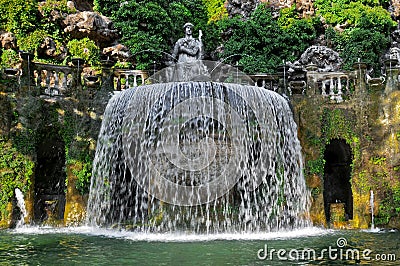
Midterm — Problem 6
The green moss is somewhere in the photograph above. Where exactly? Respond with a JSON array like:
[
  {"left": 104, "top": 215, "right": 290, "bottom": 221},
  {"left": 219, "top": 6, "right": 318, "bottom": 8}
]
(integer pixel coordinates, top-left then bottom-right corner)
[
  {"left": 303, "top": 108, "right": 360, "bottom": 180},
  {"left": 311, "top": 187, "right": 321, "bottom": 198},
  {"left": 306, "top": 158, "right": 325, "bottom": 176},
  {"left": 70, "top": 157, "right": 92, "bottom": 195},
  {"left": 17, "top": 29, "right": 48, "bottom": 55},
  {"left": 376, "top": 185, "right": 400, "bottom": 225},
  {"left": 60, "top": 110, "right": 94, "bottom": 195}
]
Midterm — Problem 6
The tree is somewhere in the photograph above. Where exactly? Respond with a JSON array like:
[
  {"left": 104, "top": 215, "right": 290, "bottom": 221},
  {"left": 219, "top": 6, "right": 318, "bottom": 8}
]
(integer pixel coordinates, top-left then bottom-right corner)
[
  {"left": 316, "top": 1, "right": 396, "bottom": 74},
  {"left": 218, "top": 4, "right": 317, "bottom": 74},
  {"left": 111, "top": 0, "right": 210, "bottom": 70}
]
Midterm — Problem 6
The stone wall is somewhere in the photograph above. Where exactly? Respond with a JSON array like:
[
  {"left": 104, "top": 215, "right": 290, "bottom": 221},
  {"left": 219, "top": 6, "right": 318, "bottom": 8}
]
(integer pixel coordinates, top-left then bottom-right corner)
[
  {"left": 0, "top": 66, "right": 113, "bottom": 227},
  {"left": 292, "top": 84, "right": 400, "bottom": 229},
  {"left": 1, "top": 59, "right": 400, "bottom": 229}
]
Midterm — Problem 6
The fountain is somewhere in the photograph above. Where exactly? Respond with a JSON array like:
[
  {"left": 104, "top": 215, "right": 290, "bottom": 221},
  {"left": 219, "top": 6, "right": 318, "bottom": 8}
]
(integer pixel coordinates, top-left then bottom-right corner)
[
  {"left": 14, "top": 188, "right": 27, "bottom": 228},
  {"left": 370, "top": 190, "right": 375, "bottom": 230},
  {"left": 86, "top": 23, "right": 310, "bottom": 233}
]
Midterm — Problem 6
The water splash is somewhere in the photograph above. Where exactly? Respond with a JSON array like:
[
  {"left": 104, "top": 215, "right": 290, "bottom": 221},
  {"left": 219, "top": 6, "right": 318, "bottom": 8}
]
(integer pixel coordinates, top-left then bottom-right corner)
[
  {"left": 14, "top": 188, "right": 27, "bottom": 228},
  {"left": 370, "top": 190, "right": 374, "bottom": 230}
]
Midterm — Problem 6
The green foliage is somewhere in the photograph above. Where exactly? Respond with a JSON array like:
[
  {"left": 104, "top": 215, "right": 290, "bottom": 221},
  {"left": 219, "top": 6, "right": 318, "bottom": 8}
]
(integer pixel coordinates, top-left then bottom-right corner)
[
  {"left": 60, "top": 111, "right": 94, "bottom": 195},
  {"left": 203, "top": 0, "right": 228, "bottom": 22},
  {"left": 71, "top": 157, "right": 92, "bottom": 195},
  {"left": 218, "top": 4, "right": 317, "bottom": 73},
  {"left": 0, "top": 141, "right": 33, "bottom": 219},
  {"left": 314, "top": 0, "right": 395, "bottom": 31},
  {"left": 0, "top": 0, "right": 38, "bottom": 37},
  {"left": 17, "top": 29, "right": 48, "bottom": 55},
  {"left": 0, "top": 0, "right": 69, "bottom": 63},
  {"left": 315, "top": 0, "right": 396, "bottom": 74},
  {"left": 339, "top": 27, "right": 390, "bottom": 72},
  {"left": 67, "top": 38, "right": 100, "bottom": 66},
  {"left": 38, "top": 0, "right": 72, "bottom": 45},
  {"left": 307, "top": 158, "right": 326, "bottom": 175},
  {"left": 38, "top": 0, "right": 75, "bottom": 16},
  {"left": 93, "top": 0, "right": 122, "bottom": 17},
  {"left": 111, "top": 0, "right": 209, "bottom": 69},
  {"left": 0, "top": 49, "right": 20, "bottom": 68},
  {"left": 114, "top": 61, "right": 132, "bottom": 69},
  {"left": 60, "top": 111, "right": 75, "bottom": 151},
  {"left": 311, "top": 187, "right": 321, "bottom": 198},
  {"left": 376, "top": 186, "right": 400, "bottom": 225},
  {"left": 370, "top": 156, "right": 386, "bottom": 166},
  {"left": 12, "top": 129, "right": 37, "bottom": 155},
  {"left": 113, "top": 1, "right": 172, "bottom": 69},
  {"left": 278, "top": 5, "right": 299, "bottom": 29},
  {"left": 321, "top": 109, "right": 358, "bottom": 146},
  {"left": 280, "top": 15, "right": 320, "bottom": 60}
]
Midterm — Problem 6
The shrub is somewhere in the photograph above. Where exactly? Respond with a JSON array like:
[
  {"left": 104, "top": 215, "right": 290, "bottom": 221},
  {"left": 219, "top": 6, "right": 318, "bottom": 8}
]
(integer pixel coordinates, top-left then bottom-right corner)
[
  {"left": 0, "top": 0, "right": 38, "bottom": 37},
  {"left": 67, "top": 38, "right": 100, "bottom": 66},
  {"left": 218, "top": 4, "right": 317, "bottom": 73},
  {"left": 0, "top": 49, "right": 20, "bottom": 68},
  {"left": 17, "top": 29, "right": 48, "bottom": 55}
]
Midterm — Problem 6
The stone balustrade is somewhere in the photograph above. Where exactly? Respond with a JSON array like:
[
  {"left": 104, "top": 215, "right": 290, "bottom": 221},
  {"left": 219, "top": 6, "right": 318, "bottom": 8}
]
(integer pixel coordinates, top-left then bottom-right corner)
[
  {"left": 34, "top": 63, "right": 78, "bottom": 96},
  {"left": 113, "top": 69, "right": 148, "bottom": 91},
  {"left": 250, "top": 74, "right": 280, "bottom": 92},
  {"left": 306, "top": 71, "right": 353, "bottom": 103},
  {"left": 1, "top": 58, "right": 398, "bottom": 101}
]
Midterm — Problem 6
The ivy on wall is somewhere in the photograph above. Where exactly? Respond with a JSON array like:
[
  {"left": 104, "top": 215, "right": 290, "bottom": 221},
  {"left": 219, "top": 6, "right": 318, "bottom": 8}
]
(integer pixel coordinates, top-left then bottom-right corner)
[
  {"left": 0, "top": 141, "right": 33, "bottom": 220},
  {"left": 304, "top": 108, "right": 360, "bottom": 177}
]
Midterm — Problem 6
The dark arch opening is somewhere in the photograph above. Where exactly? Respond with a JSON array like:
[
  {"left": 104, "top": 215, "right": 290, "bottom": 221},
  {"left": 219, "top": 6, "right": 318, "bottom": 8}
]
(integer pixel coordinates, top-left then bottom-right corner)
[
  {"left": 323, "top": 139, "right": 353, "bottom": 223},
  {"left": 34, "top": 128, "right": 66, "bottom": 222}
]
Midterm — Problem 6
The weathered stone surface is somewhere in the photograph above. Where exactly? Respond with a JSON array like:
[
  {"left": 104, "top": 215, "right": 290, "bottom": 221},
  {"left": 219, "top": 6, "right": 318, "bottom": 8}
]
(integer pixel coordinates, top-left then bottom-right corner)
[
  {"left": 266, "top": 0, "right": 293, "bottom": 9},
  {"left": 70, "top": 0, "right": 93, "bottom": 11},
  {"left": 297, "top": 45, "right": 343, "bottom": 72},
  {"left": 0, "top": 32, "right": 17, "bottom": 50},
  {"left": 38, "top": 37, "right": 68, "bottom": 61},
  {"left": 389, "top": 0, "right": 400, "bottom": 20},
  {"left": 62, "top": 11, "right": 118, "bottom": 47},
  {"left": 102, "top": 43, "right": 132, "bottom": 62},
  {"left": 226, "top": 0, "right": 259, "bottom": 18},
  {"left": 295, "top": 0, "right": 314, "bottom": 17}
]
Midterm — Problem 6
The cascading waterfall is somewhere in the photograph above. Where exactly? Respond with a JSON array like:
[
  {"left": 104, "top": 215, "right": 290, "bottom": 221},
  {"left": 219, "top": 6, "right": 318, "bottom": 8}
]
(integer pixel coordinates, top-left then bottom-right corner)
[
  {"left": 87, "top": 79, "right": 310, "bottom": 233},
  {"left": 15, "top": 188, "right": 27, "bottom": 228}
]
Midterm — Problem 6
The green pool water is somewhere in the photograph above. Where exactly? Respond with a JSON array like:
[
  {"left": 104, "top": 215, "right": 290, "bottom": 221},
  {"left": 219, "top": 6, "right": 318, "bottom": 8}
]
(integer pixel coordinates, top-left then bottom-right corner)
[{"left": 0, "top": 227, "right": 398, "bottom": 265}]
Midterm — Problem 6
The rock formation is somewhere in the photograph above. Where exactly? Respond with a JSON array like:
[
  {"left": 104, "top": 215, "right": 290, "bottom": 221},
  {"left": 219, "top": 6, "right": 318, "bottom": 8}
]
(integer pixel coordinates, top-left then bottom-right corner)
[
  {"left": 62, "top": 11, "right": 118, "bottom": 48},
  {"left": 37, "top": 37, "right": 68, "bottom": 61},
  {"left": 389, "top": 0, "right": 400, "bottom": 21},
  {"left": 226, "top": 0, "right": 259, "bottom": 18},
  {"left": 102, "top": 43, "right": 132, "bottom": 62},
  {"left": 296, "top": 45, "right": 343, "bottom": 72},
  {"left": 0, "top": 32, "right": 17, "bottom": 50}
]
